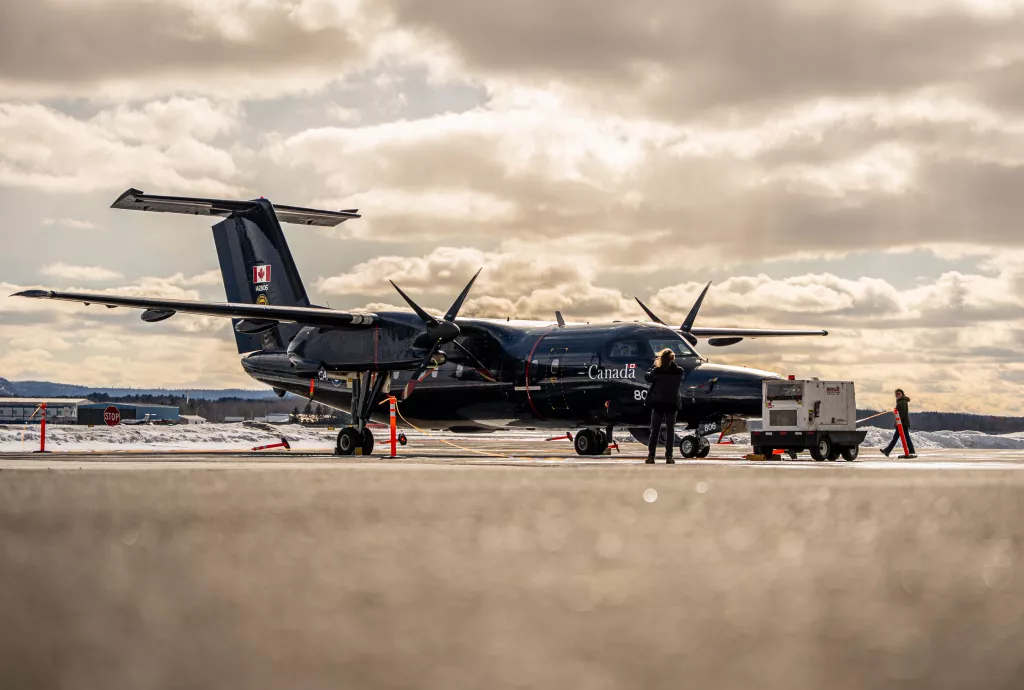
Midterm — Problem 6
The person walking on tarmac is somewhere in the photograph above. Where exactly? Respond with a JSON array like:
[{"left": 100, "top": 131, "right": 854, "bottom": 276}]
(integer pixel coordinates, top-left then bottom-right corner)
[
  {"left": 881, "top": 388, "right": 917, "bottom": 458},
  {"left": 645, "top": 348, "right": 684, "bottom": 464}
]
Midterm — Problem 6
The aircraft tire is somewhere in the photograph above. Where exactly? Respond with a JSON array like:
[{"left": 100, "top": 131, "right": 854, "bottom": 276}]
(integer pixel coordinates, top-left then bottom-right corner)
[
  {"left": 695, "top": 436, "right": 711, "bottom": 458},
  {"left": 574, "top": 428, "right": 597, "bottom": 455},
  {"left": 337, "top": 427, "right": 360, "bottom": 455},
  {"left": 679, "top": 436, "right": 698, "bottom": 458},
  {"left": 593, "top": 429, "right": 609, "bottom": 455},
  {"left": 361, "top": 428, "right": 374, "bottom": 456},
  {"left": 840, "top": 446, "right": 859, "bottom": 461},
  {"left": 810, "top": 435, "right": 832, "bottom": 462}
]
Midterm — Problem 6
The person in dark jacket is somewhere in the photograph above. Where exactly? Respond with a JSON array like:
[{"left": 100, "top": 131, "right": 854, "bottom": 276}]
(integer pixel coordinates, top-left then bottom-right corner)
[
  {"left": 644, "top": 348, "right": 684, "bottom": 464},
  {"left": 881, "top": 388, "right": 917, "bottom": 458}
]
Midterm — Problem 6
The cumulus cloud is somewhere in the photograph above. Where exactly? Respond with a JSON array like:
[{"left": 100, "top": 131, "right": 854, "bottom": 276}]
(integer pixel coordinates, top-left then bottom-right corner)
[
  {"left": 0, "top": 0, "right": 393, "bottom": 100},
  {"left": 264, "top": 84, "right": 1024, "bottom": 262},
  {"left": 0, "top": 101, "right": 245, "bottom": 195},
  {"left": 90, "top": 98, "right": 240, "bottom": 146},
  {"left": 42, "top": 217, "right": 102, "bottom": 230},
  {"left": 384, "top": 0, "right": 1024, "bottom": 116},
  {"left": 41, "top": 263, "right": 122, "bottom": 282}
]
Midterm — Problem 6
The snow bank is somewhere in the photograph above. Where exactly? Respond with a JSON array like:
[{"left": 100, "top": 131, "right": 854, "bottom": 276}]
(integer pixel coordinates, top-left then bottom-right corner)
[
  {"left": 5, "top": 422, "right": 1024, "bottom": 453},
  {"left": 0, "top": 423, "right": 341, "bottom": 452},
  {"left": 721, "top": 427, "right": 1024, "bottom": 450}
]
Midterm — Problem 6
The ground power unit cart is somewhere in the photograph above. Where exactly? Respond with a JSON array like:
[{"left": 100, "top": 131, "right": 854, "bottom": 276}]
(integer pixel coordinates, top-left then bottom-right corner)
[{"left": 750, "top": 379, "right": 867, "bottom": 461}]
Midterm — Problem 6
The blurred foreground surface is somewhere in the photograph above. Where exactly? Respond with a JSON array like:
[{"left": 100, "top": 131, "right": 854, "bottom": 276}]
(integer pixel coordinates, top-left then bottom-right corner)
[{"left": 1, "top": 456, "right": 1023, "bottom": 689}]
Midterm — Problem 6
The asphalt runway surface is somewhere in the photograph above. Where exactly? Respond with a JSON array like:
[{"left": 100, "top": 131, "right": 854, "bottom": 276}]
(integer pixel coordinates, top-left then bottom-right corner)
[{"left": 2, "top": 440, "right": 1023, "bottom": 689}]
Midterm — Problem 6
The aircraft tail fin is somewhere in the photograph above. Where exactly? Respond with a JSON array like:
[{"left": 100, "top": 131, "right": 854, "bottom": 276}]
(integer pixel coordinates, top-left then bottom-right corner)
[
  {"left": 110, "top": 189, "right": 359, "bottom": 353},
  {"left": 211, "top": 199, "right": 310, "bottom": 353}
]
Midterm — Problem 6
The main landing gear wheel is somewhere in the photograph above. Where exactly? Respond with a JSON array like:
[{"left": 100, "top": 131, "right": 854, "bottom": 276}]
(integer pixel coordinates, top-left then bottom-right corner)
[
  {"left": 680, "top": 436, "right": 698, "bottom": 458},
  {"left": 574, "top": 428, "right": 596, "bottom": 455},
  {"left": 337, "top": 427, "right": 360, "bottom": 455},
  {"left": 840, "top": 446, "right": 859, "bottom": 462},
  {"left": 810, "top": 436, "right": 833, "bottom": 462},
  {"left": 336, "top": 426, "right": 374, "bottom": 456},
  {"left": 695, "top": 436, "right": 711, "bottom": 458}
]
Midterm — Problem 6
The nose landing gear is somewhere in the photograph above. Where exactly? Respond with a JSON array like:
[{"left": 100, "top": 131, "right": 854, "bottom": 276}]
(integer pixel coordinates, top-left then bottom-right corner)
[
  {"left": 679, "top": 435, "right": 711, "bottom": 458},
  {"left": 573, "top": 427, "right": 612, "bottom": 455}
]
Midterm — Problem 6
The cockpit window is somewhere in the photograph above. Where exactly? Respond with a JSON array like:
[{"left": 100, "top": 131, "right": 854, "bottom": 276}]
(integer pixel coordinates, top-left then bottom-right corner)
[
  {"left": 608, "top": 340, "right": 641, "bottom": 358},
  {"left": 648, "top": 338, "right": 697, "bottom": 358}
]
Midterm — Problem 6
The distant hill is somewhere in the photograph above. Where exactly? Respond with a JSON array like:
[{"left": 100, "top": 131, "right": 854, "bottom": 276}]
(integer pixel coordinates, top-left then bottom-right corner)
[
  {"left": 3, "top": 379, "right": 281, "bottom": 401},
  {"left": 857, "top": 409, "right": 1024, "bottom": 435}
]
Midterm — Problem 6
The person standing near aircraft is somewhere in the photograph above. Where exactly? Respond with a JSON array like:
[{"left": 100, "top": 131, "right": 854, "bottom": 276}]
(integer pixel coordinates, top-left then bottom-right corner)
[
  {"left": 645, "top": 348, "right": 685, "bottom": 464},
  {"left": 881, "top": 389, "right": 917, "bottom": 458}
]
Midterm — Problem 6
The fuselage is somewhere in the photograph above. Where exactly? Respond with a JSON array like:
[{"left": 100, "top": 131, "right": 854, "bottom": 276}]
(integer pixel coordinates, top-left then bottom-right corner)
[{"left": 240, "top": 316, "right": 781, "bottom": 431}]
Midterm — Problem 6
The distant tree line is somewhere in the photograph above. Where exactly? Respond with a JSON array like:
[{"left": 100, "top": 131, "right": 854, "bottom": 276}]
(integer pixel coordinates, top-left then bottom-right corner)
[
  {"left": 84, "top": 392, "right": 352, "bottom": 424},
  {"left": 857, "top": 410, "right": 1024, "bottom": 434}
]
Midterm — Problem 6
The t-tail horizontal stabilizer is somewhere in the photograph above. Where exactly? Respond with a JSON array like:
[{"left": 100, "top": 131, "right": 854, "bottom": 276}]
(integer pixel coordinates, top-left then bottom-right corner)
[{"left": 111, "top": 188, "right": 360, "bottom": 226}]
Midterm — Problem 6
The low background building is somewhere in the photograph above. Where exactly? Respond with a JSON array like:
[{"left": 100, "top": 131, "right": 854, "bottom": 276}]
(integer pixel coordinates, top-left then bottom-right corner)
[
  {"left": 77, "top": 402, "right": 180, "bottom": 425},
  {"left": 0, "top": 398, "right": 89, "bottom": 424}
]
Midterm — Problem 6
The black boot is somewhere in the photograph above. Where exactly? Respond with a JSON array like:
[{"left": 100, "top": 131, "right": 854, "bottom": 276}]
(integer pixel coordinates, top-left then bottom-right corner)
[
  {"left": 645, "top": 455, "right": 655, "bottom": 464},
  {"left": 665, "top": 456, "right": 675, "bottom": 464}
]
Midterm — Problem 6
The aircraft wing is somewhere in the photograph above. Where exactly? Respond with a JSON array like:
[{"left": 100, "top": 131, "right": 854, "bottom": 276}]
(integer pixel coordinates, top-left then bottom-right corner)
[
  {"left": 13, "top": 290, "right": 376, "bottom": 329},
  {"left": 688, "top": 327, "right": 828, "bottom": 338}
]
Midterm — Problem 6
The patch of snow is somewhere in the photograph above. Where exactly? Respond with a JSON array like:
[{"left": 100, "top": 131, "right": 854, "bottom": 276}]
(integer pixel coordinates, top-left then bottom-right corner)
[
  {"left": 0, "top": 423, "right": 341, "bottom": 452},
  {"left": 6, "top": 423, "right": 1024, "bottom": 453},
  {"left": 720, "top": 428, "right": 1024, "bottom": 451}
]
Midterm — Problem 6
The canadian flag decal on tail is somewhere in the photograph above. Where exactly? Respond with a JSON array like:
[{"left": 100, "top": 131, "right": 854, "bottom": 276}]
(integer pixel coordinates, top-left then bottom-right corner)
[{"left": 253, "top": 264, "right": 271, "bottom": 284}]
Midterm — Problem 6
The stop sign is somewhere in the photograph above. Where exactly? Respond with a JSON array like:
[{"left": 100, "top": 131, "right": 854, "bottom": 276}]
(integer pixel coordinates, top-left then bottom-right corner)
[{"left": 104, "top": 406, "right": 121, "bottom": 427}]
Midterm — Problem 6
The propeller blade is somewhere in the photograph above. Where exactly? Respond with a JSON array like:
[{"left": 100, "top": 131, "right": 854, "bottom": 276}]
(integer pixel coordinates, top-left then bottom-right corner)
[
  {"left": 390, "top": 280, "right": 439, "bottom": 326},
  {"left": 451, "top": 340, "right": 497, "bottom": 382},
  {"left": 443, "top": 268, "right": 482, "bottom": 322},
  {"left": 634, "top": 297, "right": 666, "bottom": 325},
  {"left": 403, "top": 342, "right": 442, "bottom": 399},
  {"left": 682, "top": 281, "right": 712, "bottom": 332}
]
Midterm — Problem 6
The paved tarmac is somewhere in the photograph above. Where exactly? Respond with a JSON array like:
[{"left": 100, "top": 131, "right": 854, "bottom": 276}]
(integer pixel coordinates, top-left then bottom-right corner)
[{"left": 2, "top": 442, "right": 1023, "bottom": 689}]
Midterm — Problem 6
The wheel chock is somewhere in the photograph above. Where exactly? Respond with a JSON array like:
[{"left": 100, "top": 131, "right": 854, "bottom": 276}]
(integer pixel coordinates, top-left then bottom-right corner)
[{"left": 252, "top": 437, "right": 291, "bottom": 452}]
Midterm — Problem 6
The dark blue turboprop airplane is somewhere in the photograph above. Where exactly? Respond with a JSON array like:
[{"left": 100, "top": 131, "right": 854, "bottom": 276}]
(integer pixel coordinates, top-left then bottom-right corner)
[{"left": 16, "top": 190, "right": 827, "bottom": 457}]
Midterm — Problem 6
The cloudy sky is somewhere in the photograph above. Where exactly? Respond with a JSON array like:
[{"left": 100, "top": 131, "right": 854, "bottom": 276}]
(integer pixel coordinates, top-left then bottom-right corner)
[{"left": 2, "top": 0, "right": 1023, "bottom": 414}]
